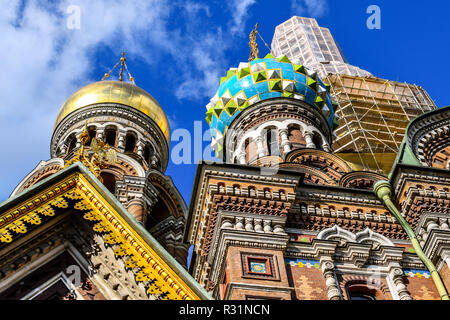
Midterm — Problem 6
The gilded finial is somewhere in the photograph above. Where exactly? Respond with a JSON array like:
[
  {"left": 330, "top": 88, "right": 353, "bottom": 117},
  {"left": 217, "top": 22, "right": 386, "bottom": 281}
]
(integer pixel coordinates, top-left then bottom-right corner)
[
  {"left": 119, "top": 49, "right": 125, "bottom": 81},
  {"left": 249, "top": 23, "right": 259, "bottom": 62}
]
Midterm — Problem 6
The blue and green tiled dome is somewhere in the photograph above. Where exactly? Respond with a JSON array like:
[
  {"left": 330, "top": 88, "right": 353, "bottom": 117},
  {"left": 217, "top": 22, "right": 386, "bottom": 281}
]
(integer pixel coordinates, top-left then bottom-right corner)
[{"left": 205, "top": 54, "right": 338, "bottom": 158}]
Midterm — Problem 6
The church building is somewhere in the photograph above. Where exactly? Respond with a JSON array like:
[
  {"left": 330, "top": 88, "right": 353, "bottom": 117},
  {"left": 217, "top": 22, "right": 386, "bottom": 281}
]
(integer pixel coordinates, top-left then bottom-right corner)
[{"left": 1, "top": 22, "right": 450, "bottom": 301}]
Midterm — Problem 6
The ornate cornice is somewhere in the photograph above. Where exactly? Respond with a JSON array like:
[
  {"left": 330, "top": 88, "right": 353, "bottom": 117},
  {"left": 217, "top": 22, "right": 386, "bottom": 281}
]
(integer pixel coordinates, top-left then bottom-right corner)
[{"left": 0, "top": 170, "right": 205, "bottom": 300}]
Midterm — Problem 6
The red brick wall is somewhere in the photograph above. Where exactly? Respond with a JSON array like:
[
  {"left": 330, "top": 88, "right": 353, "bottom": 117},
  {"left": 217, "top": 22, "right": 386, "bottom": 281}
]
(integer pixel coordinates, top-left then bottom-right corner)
[
  {"left": 245, "top": 141, "right": 258, "bottom": 163},
  {"left": 288, "top": 128, "right": 306, "bottom": 147},
  {"left": 405, "top": 275, "right": 440, "bottom": 300},
  {"left": 286, "top": 262, "right": 328, "bottom": 300},
  {"left": 224, "top": 246, "right": 291, "bottom": 300},
  {"left": 440, "top": 263, "right": 450, "bottom": 293}
]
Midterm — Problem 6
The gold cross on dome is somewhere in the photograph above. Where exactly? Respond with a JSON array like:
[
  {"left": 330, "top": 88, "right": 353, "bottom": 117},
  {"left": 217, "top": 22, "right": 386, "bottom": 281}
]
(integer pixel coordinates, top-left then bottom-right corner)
[{"left": 101, "top": 50, "right": 135, "bottom": 85}]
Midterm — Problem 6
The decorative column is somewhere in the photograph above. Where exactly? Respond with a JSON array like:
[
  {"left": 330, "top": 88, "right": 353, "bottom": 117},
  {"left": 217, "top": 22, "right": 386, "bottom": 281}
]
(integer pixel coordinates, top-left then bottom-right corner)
[
  {"left": 322, "top": 141, "right": 331, "bottom": 153},
  {"left": 389, "top": 266, "right": 412, "bottom": 300},
  {"left": 255, "top": 136, "right": 266, "bottom": 158},
  {"left": 59, "top": 144, "right": 67, "bottom": 157},
  {"left": 127, "top": 198, "right": 147, "bottom": 224},
  {"left": 238, "top": 152, "right": 246, "bottom": 164},
  {"left": 320, "top": 258, "right": 343, "bottom": 300},
  {"left": 117, "top": 131, "right": 126, "bottom": 151},
  {"left": 304, "top": 131, "right": 315, "bottom": 149},
  {"left": 279, "top": 129, "right": 292, "bottom": 154},
  {"left": 237, "top": 143, "right": 247, "bottom": 164},
  {"left": 136, "top": 141, "right": 144, "bottom": 157},
  {"left": 75, "top": 133, "right": 82, "bottom": 149},
  {"left": 97, "top": 128, "right": 104, "bottom": 141},
  {"left": 150, "top": 155, "right": 158, "bottom": 168}
]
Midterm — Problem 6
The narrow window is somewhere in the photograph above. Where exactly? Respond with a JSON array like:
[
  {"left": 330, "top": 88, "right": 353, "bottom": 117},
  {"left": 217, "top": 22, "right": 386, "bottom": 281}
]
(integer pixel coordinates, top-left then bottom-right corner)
[
  {"left": 266, "top": 128, "right": 280, "bottom": 156},
  {"left": 105, "top": 127, "right": 117, "bottom": 147},
  {"left": 125, "top": 132, "right": 136, "bottom": 152}
]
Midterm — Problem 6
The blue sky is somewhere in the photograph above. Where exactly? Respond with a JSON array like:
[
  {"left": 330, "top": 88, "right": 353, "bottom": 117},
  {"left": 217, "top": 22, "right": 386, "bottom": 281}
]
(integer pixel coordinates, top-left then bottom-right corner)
[{"left": 1, "top": 0, "right": 450, "bottom": 204}]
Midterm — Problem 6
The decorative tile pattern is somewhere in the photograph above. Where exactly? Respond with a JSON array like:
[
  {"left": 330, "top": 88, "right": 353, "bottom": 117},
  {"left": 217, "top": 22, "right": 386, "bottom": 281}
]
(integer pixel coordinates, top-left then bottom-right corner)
[
  {"left": 241, "top": 253, "right": 278, "bottom": 280},
  {"left": 403, "top": 269, "right": 431, "bottom": 279},
  {"left": 285, "top": 258, "right": 320, "bottom": 269},
  {"left": 205, "top": 54, "right": 337, "bottom": 158},
  {"left": 249, "top": 261, "right": 267, "bottom": 274}
]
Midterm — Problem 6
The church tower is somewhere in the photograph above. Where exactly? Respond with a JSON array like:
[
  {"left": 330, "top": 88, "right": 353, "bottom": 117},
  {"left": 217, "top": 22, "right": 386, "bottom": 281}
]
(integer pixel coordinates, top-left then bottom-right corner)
[{"left": 10, "top": 53, "right": 189, "bottom": 268}]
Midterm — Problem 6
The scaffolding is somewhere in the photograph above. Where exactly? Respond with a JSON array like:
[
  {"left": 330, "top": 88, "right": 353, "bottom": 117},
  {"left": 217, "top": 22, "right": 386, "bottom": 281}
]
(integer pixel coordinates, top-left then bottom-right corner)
[{"left": 326, "top": 74, "right": 436, "bottom": 174}]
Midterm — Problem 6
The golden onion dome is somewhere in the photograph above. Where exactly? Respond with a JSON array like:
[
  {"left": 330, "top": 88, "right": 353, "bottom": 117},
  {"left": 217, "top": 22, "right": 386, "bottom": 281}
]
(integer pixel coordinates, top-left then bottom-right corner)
[{"left": 54, "top": 80, "right": 170, "bottom": 142}]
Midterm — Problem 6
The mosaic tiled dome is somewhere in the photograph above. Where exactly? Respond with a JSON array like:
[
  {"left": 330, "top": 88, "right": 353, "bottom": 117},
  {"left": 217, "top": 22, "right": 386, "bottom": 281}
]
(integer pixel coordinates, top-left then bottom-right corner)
[{"left": 205, "top": 54, "right": 338, "bottom": 158}]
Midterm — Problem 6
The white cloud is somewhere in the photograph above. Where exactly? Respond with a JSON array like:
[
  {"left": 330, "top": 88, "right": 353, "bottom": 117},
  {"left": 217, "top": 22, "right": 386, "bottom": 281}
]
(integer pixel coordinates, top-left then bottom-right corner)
[
  {"left": 291, "top": 0, "right": 328, "bottom": 18},
  {"left": 0, "top": 0, "right": 255, "bottom": 200},
  {"left": 229, "top": 0, "right": 257, "bottom": 36}
]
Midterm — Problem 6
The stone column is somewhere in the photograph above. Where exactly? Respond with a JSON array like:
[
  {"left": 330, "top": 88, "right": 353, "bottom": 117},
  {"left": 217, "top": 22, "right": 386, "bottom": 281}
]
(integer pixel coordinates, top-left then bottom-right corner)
[
  {"left": 389, "top": 266, "right": 412, "bottom": 300},
  {"left": 255, "top": 136, "right": 266, "bottom": 158},
  {"left": 322, "top": 141, "right": 331, "bottom": 152},
  {"left": 279, "top": 129, "right": 292, "bottom": 154},
  {"left": 97, "top": 128, "right": 105, "bottom": 141},
  {"left": 136, "top": 141, "right": 144, "bottom": 157},
  {"left": 117, "top": 131, "right": 127, "bottom": 151},
  {"left": 59, "top": 144, "right": 67, "bottom": 157},
  {"left": 75, "top": 132, "right": 82, "bottom": 149},
  {"left": 237, "top": 143, "right": 247, "bottom": 164},
  {"left": 238, "top": 152, "right": 246, "bottom": 164},
  {"left": 321, "top": 258, "right": 343, "bottom": 300},
  {"left": 127, "top": 198, "right": 147, "bottom": 224},
  {"left": 304, "top": 131, "right": 315, "bottom": 149},
  {"left": 150, "top": 155, "right": 158, "bottom": 168}
]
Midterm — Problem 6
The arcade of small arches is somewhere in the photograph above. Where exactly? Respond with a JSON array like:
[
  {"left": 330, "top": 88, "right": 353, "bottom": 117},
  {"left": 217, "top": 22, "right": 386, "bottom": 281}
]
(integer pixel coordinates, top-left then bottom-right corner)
[
  {"left": 228, "top": 119, "right": 331, "bottom": 165},
  {"left": 57, "top": 122, "right": 159, "bottom": 171}
]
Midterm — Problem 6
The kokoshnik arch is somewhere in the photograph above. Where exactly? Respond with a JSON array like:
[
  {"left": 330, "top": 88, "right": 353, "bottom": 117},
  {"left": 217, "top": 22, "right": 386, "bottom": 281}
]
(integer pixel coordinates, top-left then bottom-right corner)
[{"left": 1, "top": 19, "right": 450, "bottom": 300}]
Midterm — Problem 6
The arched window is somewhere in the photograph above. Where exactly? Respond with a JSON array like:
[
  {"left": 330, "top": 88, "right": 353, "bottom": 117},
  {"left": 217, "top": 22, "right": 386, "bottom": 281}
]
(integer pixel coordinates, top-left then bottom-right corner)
[
  {"left": 232, "top": 135, "right": 238, "bottom": 151},
  {"left": 244, "top": 138, "right": 251, "bottom": 163},
  {"left": 125, "top": 132, "right": 136, "bottom": 153},
  {"left": 312, "top": 132, "right": 323, "bottom": 150},
  {"left": 66, "top": 134, "right": 77, "bottom": 154},
  {"left": 347, "top": 285, "right": 377, "bottom": 300},
  {"left": 104, "top": 127, "right": 117, "bottom": 147},
  {"left": 144, "top": 144, "right": 154, "bottom": 165},
  {"left": 266, "top": 127, "right": 280, "bottom": 156},
  {"left": 288, "top": 124, "right": 306, "bottom": 148},
  {"left": 87, "top": 126, "right": 97, "bottom": 146},
  {"left": 100, "top": 172, "right": 117, "bottom": 194}
]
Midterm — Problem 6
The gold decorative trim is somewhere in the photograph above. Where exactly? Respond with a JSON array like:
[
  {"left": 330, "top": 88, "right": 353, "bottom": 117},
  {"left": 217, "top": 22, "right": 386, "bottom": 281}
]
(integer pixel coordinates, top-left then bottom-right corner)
[{"left": 0, "top": 172, "right": 200, "bottom": 300}]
